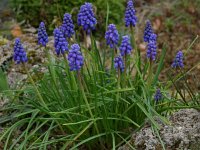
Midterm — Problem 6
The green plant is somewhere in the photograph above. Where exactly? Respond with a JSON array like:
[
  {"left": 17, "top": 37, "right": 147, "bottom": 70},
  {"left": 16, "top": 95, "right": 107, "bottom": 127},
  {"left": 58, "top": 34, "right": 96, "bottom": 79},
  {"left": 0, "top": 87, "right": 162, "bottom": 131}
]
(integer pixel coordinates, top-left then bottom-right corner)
[
  {"left": 1, "top": 1, "right": 200, "bottom": 150},
  {"left": 0, "top": 69, "right": 9, "bottom": 92}
]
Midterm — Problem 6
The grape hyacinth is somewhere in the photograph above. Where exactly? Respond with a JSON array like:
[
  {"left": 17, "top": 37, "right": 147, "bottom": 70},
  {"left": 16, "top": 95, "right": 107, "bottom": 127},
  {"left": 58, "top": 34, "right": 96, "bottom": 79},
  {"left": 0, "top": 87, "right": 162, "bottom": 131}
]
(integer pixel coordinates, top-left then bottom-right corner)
[
  {"left": 68, "top": 44, "right": 84, "bottom": 71},
  {"left": 171, "top": 50, "right": 184, "bottom": 68},
  {"left": 143, "top": 20, "right": 153, "bottom": 43},
  {"left": 149, "top": 33, "right": 157, "bottom": 42},
  {"left": 119, "top": 35, "right": 132, "bottom": 56},
  {"left": 105, "top": 24, "right": 119, "bottom": 48},
  {"left": 146, "top": 33, "right": 157, "bottom": 61},
  {"left": 53, "top": 28, "right": 68, "bottom": 56},
  {"left": 154, "top": 89, "right": 162, "bottom": 102},
  {"left": 13, "top": 38, "right": 28, "bottom": 64},
  {"left": 38, "top": 22, "right": 48, "bottom": 46},
  {"left": 125, "top": 0, "right": 137, "bottom": 27},
  {"left": 60, "top": 13, "right": 75, "bottom": 38},
  {"left": 77, "top": 2, "right": 97, "bottom": 34},
  {"left": 114, "top": 55, "right": 125, "bottom": 72}
]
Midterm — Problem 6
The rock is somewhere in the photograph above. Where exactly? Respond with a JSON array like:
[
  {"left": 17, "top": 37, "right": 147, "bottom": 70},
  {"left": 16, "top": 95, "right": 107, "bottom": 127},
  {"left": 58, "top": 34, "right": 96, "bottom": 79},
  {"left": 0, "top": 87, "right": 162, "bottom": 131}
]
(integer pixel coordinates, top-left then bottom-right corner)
[
  {"left": 7, "top": 71, "right": 27, "bottom": 88},
  {"left": 119, "top": 109, "right": 200, "bottom": 150}
]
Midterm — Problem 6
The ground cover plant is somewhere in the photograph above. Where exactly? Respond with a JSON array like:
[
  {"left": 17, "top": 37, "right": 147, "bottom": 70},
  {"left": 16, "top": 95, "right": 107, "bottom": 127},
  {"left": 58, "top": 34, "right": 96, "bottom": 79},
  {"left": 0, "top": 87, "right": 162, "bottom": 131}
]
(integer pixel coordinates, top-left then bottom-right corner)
[{"left": 0, "top": 0, "right": 199, "bottom": 149}]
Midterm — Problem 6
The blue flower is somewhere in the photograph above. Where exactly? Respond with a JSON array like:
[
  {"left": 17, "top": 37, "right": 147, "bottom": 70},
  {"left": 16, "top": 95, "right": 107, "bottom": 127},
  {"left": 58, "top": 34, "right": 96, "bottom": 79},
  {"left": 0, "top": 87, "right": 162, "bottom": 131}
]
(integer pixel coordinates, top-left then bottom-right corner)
[
  {"left": 53, "top": 28, "right": 68, "bottom": 56},
  {"left": 114, "top": 55, "right": 124, "bottom": 72},
  {"left": 105, "top": 24, "right": 119, "bottom": 48},
  {"left": 146, "top": 33, "right": 157, "bottom": 61},
  {"left": 38, "top": 22, "right": 48, "bottom": 46},
  {"left": 154, "top": 89, "right": 162, "bottom": 102},
  {"left": 68, "top": 44, "right": 84, "bottom": 71},
  {"left": 60, "top": 13, "right": 75, "bottom": 38},
  {"left": 125, "top": 0, "right": 137, "bottom": 27},
  {"left": 143, "top": 20, "right": 153, "bottom": 43},
  {"left": 13, "top": 38, "right": 28, "bottom": 64},
  {"left": 119, "top": 35, "right": 132, "bottom": 56},
  {"left": 171, "top": 51, "right": 184, "bottom": 68},
  {"left": 149, "top": 33, "right": 157, "bottom": 42},
  {"left": 77, "top": 2, "right": 97, "bottom": 34}
]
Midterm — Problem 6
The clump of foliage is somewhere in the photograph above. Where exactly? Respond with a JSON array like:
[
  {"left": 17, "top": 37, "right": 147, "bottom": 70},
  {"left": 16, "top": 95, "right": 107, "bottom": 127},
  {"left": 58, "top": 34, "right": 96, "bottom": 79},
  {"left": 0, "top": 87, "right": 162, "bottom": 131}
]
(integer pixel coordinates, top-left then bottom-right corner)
[
  {"left": 1, "top": 0, "right": 199, "bottom": 149},
  {"left": 10, "top": 0, "right": 125, "bottom": 34}
]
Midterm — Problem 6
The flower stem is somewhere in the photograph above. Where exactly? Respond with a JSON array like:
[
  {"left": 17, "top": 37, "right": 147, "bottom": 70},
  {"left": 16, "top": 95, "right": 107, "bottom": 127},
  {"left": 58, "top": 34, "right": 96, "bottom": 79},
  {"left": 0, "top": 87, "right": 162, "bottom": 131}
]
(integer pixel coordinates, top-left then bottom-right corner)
[
  {"left": 24, "top": 64, "right": 48, "bottom": 110},
  {"left": 77, "top": 71, "right": 99, "bottom": 135},
  {"left": 116, "top": 69, "right": 121, "bottom": 114},
  {"left": 130, "top": 26, "right": 141, "bottom": 71},
  {"left": 147, "top": 60, "right": 153, "bottom": 88},
  {"left": 62, "top": 53, "right": 78, "bottom": 90},
  {"left": 84, "top": 31, "right": 87, "bottom": 48}
]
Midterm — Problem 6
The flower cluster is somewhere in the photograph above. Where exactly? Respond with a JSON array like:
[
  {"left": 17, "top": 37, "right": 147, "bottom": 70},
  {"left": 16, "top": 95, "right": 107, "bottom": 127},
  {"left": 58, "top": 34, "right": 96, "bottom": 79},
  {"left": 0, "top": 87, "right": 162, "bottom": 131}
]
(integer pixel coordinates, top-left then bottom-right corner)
[
  {"left": 68, "top": 44, "right": 84, "bottom": 71},
  {"left": 143, "top": 20, "right": 153, "bottom": 43},
  {"left": 77, "top": 2, "right": 97, "bottom": 34},
  {"left": 149, "top": 33, "right": 157, "bottom": 42},
  {"left": 38, "top": 22, "right": 48, "bottom": 46},
  {"left": 146, "top": 33, "right": 157, "bottom": 61},
  {"left": 14, "top": 1, "right": 186, "bottom": 79},
  {"left": 105, "top": 24, "right": 119, "bottom": 48},
  {"left": 53, "top": 28, "right": 68, "bottom": 55},
  {"left": 154, "top": 89, "right": 162, "bottom": 102},
  {"left": 114, "top": 56, "right": 124, "bottom": 72},
  {"left": 60, "top": 13, "right": 75, "bottom": 38},
  {"left": 125, "top": 0, "right": 137, "bottom": 27},
  {"left": 119, "top": 35, "right": 132, "bottom": 56},
  {"left": 171, "top": 51, "right": 184, "bottom": 68},
  {"left": 13, "top": 38, "right": 28, "bottom": 64}
]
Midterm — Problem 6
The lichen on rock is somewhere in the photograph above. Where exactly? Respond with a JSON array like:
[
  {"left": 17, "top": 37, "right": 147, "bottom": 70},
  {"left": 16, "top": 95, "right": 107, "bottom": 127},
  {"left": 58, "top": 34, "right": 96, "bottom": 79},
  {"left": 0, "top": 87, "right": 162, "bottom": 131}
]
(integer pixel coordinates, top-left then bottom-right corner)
[{"left": 119, "top": 109, "right": 200, "bottom": 150}]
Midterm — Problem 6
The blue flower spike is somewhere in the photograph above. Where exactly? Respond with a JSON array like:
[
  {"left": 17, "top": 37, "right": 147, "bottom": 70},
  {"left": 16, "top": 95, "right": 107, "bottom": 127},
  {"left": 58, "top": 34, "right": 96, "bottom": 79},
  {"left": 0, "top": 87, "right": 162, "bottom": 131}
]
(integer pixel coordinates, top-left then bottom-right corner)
[
  {"left": 119, "top": 35, "right": 133, "bottom": 56},
  {"left": 171, "top": 50, "right": 184, "bottom": 68},
  {"left": 13, "top": 38, "right": 28, "bottom": 64},
  {"left": 105, "top": 24, "right": 119, "bottom": 49},
  {"left": 144, "top": 20, "right": 153, "bottom": 43},
  {"left": 68, "top": 44, "right": 84, "bottom": 71},
  {"left": 146, "top": 33, "right": 157, "bottom": 61},
  {"left": 61, "top": 13, "right": 75, "bottom": 38},
  {"left": 78, "top": 2, "right": 97, "bottom": 34},
  {"left": 154, "top": 89, "right": 162, "bottom": 102},
  {"left": 53, "top": 28, "right": 68, "bottom": 56},
  {"left": 125, "top": 0, "right": 137, "bottom": 27},
  {"left": 114, "top": 55, "right": 125, "bottom": 72},
  {"left": 38, "top": 22, "right": 48, "bottom": 47}
]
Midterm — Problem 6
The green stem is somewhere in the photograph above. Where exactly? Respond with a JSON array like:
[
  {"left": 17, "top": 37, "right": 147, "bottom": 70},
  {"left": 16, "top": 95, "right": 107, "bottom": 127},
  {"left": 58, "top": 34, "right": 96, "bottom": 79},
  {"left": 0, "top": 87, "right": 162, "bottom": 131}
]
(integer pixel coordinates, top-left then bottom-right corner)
[
  {"left": 180, "top": 69, "right": 196, "bottom": 103},
  {"left": 77, "top": 71, "right": 99, "bottom": 135},
  {"left": 24, "top": 64, "right": 48, "bottom": 110},
  {"left": 111, "top": 46, "right": 117, "bottom": 73},
  {"left": 44, "top": 47, "right": 66, "bottom": 107},
  {"left": 115, "top": 69, "right": 121, "bottom": 130},
  {"left": 44, "top": 46, "right": 56, "bottom": 86},
  {"left": 116, "top": 69, "right": 121, "bottom": 114},
  {"left": 130, "top": 26, "right": 140, "bottom": 71},
  {"left": 62, "top": 54, "right": 77, "bottom": 91},
  {"left": 147, "top": 60, "right": 153, "bottom": 88},
  {"left": 84, "top": 31, "right": 87, "bottom": 48},
  {"left": 124, "top": 55, "right": 127, "bottom": 85}
]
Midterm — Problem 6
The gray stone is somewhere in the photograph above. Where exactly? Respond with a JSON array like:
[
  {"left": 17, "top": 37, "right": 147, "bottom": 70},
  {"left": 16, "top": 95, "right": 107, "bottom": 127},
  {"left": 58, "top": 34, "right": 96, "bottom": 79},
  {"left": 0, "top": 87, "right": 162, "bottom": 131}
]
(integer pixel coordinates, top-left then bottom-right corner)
[{"left": 119, "top": 109, "right": 200, "bottom": 150}]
